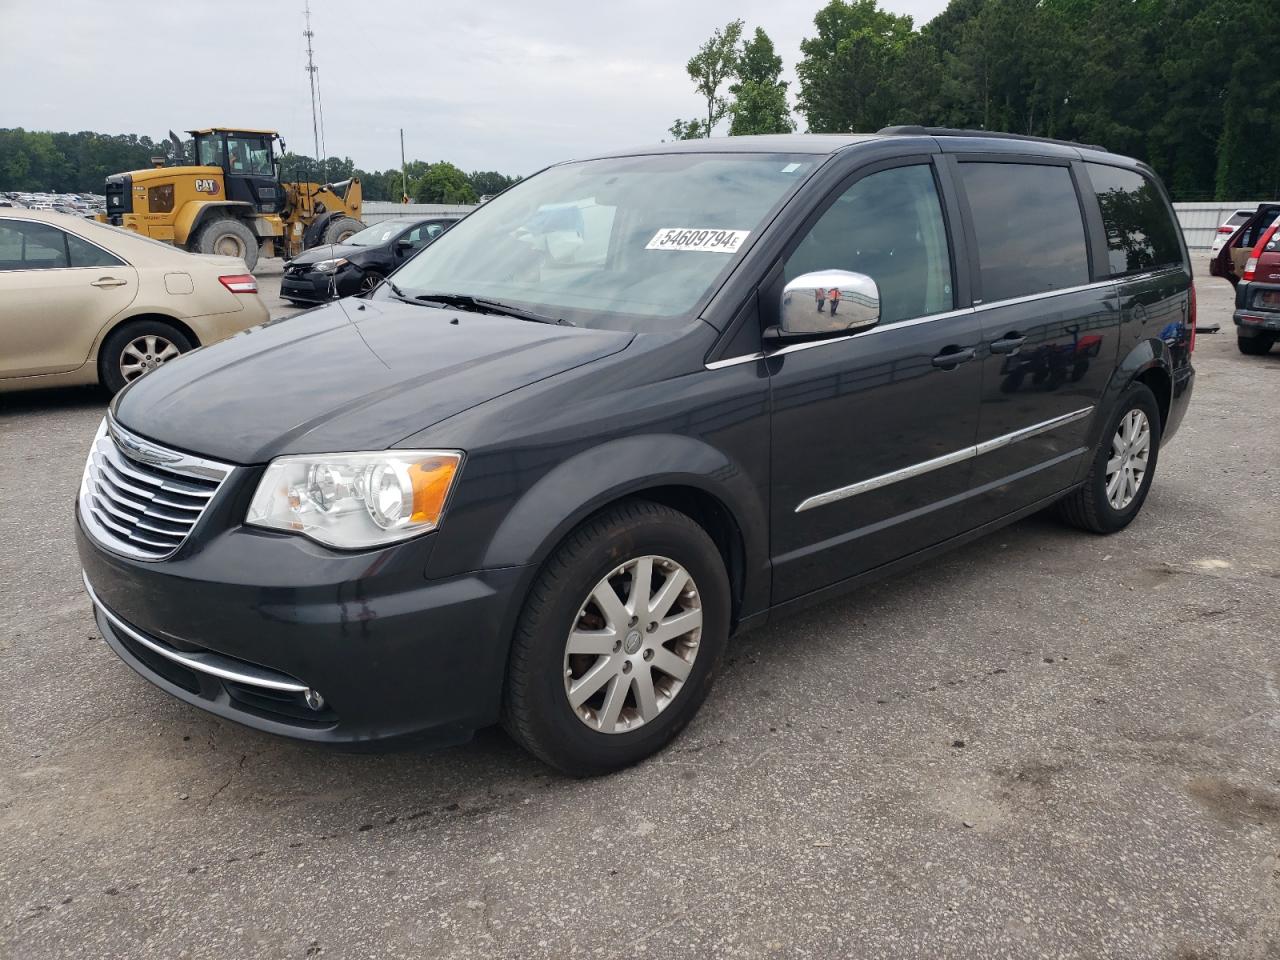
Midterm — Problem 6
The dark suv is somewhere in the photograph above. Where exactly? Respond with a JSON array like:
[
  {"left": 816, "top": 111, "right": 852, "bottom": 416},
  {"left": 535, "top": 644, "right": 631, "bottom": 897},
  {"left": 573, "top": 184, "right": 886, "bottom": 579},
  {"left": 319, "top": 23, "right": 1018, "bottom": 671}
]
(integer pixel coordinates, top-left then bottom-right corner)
[{"left": 77, "top": 128, "right": 1195, "bottom": 775}]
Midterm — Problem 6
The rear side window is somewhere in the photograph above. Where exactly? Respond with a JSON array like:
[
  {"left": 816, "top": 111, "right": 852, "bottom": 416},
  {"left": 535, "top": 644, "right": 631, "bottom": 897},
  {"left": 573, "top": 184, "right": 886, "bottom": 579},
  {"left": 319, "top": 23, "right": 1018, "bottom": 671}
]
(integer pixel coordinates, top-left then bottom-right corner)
[
  {"left": 66, "top": 232, "right": 124, "bottom": 268},
  {"left": 958, "top": 162, "right": 1090, "bottom": 302},
  {"left": 1085, "top": 163, "right": 1183, "bottom": 276}
]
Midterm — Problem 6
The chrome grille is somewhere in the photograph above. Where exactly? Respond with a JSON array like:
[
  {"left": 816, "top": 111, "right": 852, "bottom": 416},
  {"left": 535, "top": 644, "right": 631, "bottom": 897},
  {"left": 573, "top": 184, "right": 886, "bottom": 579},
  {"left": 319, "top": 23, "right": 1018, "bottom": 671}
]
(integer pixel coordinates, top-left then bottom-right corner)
[{"left": 79, "top": 418, "right": 234, "bottom": 561}]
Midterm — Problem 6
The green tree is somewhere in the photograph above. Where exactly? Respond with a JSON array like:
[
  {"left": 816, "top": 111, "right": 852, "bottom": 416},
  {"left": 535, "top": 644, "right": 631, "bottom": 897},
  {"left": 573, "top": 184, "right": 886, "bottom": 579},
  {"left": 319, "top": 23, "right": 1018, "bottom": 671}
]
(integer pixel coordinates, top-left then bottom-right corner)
[
  {"left": 796, "top": 0, "right": 916, "bottom": 133},
  {"left": 728, "top": 28, "right": 794, "bottom": 135},
  {"left": 673, "top": 19, "right": 744, "bottom": 138},
  {"left": 468, "top": 170, "right": 520, "bottom": 196},
  {"left": 668, "top": 118, "right": 709, "bottom": 140},
  {"left": 412, "top": 161, "right": 478, "bottom": 204}
]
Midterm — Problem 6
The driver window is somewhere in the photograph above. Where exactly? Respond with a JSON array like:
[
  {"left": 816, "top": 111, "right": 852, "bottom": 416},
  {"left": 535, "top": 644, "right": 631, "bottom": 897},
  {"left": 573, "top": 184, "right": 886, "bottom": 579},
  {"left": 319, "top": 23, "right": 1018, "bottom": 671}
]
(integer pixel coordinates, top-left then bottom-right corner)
[
  {"left": 225, "top": 137, "right": 272, "bottom": 176},
  {"left": 783, "top": 164, "right": 953, "bottom": 325}
]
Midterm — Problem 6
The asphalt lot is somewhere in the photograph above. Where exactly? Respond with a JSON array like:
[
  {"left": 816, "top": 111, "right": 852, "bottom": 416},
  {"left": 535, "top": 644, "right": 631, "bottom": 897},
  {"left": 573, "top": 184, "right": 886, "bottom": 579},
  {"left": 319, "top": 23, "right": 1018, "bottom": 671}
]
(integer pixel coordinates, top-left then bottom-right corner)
[{"left": 2, "top": 261, "right": 1279, "bottom": 959}]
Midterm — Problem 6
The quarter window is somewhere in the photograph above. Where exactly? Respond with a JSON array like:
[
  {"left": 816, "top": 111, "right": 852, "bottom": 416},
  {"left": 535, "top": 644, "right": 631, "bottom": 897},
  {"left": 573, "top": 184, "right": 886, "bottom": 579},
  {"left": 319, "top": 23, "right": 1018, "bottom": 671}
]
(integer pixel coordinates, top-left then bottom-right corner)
[
  {"left": 959, "top": 162, "right": 1090, "bottom": 302},
  {"left": 0, "top": 220, "right": 69, "bottom": 270},
  {"left": 1085, "top": 163, "right": 1183, "bottom": 276},
  {"left": 783, "top": 164, "right": 954, "bottom": 325}
]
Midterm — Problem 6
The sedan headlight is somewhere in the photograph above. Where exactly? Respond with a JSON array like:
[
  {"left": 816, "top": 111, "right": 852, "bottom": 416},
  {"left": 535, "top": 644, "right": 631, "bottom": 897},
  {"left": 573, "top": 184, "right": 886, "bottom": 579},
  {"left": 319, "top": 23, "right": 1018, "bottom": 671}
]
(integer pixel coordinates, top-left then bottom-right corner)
[
  {"left": 312, "top": 257, "right": 349, "bottom": 274},
  {"left": 247, "top": 450, "right": 462, "bottom": 549}
]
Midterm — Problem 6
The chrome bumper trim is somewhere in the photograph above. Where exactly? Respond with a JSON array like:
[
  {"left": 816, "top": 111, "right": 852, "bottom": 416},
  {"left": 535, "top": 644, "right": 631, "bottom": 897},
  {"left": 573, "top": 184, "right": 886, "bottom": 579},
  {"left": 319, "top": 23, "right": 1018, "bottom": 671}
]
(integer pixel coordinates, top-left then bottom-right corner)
[{"left": 83, "top": 572, "right": 308, "bottom": 694}]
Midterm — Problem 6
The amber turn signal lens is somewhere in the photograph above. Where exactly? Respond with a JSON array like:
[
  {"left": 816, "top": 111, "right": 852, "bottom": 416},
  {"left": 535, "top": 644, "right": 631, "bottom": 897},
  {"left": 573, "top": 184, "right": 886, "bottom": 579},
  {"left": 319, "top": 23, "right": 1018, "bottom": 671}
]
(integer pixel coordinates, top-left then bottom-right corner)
[{"left": 409, "top": 456, "right": 460, "bottom": 525}]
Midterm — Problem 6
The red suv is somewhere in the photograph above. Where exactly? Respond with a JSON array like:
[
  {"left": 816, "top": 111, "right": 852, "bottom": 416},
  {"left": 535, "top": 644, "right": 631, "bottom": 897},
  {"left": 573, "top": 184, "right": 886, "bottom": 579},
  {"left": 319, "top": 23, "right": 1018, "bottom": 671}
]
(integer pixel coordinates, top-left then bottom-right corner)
[{"left": 1231, "top": 221, "right": 1280, "bottom": 355}]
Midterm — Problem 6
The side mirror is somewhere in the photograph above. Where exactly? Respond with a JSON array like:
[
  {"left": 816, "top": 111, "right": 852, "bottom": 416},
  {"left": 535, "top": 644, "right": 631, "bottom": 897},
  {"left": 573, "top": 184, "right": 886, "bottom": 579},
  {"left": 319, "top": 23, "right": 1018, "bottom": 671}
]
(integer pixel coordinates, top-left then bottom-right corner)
[
  {"left": 395, "top": 239, "right": 414, "bottom": 254},
  {"left": 771, "top": 270, "right": 880, "bottom": 341}
]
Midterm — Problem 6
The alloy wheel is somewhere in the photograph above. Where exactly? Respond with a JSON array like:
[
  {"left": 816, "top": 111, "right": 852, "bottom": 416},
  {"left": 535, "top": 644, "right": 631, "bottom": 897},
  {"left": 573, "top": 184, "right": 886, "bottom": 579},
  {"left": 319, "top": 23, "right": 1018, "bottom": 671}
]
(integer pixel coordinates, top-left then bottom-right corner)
[
  {"left": 360, "top": 274, "right": 381, "bottom": 293},
  {"left": 119, "top": 335, "right": 181, "bottom": 382},
  {"left": 563, "top": 555, "right": 702, "bottom": 734},
  {"left": 1105, "top": 409, "right": 1150, "bottom": 510}
]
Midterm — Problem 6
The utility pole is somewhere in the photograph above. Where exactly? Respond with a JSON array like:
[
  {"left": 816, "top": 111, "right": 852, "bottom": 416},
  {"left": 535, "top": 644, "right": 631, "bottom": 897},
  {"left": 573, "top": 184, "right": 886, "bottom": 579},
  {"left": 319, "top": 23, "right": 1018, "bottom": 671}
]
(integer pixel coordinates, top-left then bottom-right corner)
[
  {"left": 400, "top": 128, "right": 408, "bottom": 204},
  {"left": 304, "top": 0, "right": 320, "bottom": 182}
]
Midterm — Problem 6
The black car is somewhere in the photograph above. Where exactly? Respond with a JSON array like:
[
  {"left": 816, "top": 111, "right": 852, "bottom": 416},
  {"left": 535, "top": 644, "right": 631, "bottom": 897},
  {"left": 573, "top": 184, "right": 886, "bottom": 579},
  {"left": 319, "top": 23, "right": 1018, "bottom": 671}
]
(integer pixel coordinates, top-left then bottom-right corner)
[
  {"left": 280, "top": 215, "right": 462, "bottom": 304},
  {"left": 78, "top": 129, "right": 1195, "bottom": 775}
]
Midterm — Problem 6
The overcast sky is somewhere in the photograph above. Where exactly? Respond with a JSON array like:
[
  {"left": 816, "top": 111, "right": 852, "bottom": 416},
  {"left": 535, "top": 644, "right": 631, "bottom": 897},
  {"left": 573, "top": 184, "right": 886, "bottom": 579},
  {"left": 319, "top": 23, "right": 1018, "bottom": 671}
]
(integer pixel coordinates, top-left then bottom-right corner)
[{"left": 1, "top": 0, "right": 948, "bottom": 175}]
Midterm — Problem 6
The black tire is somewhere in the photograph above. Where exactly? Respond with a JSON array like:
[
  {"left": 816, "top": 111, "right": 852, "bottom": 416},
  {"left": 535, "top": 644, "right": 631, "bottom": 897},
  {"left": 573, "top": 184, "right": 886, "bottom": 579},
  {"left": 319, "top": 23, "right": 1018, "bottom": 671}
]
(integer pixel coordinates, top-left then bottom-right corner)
[
  {"left": 1058, "top": 382, "right": 1162, "bottom": 534},
  {"left": 1238, "top": 336, "right": 1273, "bottom": 356},
  {"left": 502, "top": 500, "right": 731, "bottom": 776},
  {"left": 99, "top": 319, "right": 194, "bottom": 395},
  {"left": 322, "top": 216, "right": 363, "bottom": 245},
  {"left": 358, "top": 271, "right": 384, "bottom": 296},
  {"left": 192, "top": 217, "right": 259, "bottom": 271},
  {"left": 284, "top": 298, "right": 311, "bottom": 308}
]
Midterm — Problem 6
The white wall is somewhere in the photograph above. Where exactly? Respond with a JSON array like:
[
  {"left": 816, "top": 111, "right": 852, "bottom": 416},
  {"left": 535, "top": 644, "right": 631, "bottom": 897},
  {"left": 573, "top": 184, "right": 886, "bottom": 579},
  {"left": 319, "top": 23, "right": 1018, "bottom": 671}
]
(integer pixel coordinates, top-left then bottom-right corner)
[
  {"left": 362, "top": 201, "right": 476, "bottom": 224},
  {"left": 1173, "top": 202, "right": 1263, "bottom": 250}
]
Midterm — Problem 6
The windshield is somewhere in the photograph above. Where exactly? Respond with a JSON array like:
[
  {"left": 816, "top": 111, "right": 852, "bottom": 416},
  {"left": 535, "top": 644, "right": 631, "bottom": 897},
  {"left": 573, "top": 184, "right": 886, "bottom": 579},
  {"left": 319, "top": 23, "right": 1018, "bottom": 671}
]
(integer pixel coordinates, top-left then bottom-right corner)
[
  {"left": 383, "top": 153, "right": 816, "bottom": 329},
  {"left": 346, "top": 220, "right": 416, "bottom": 247}
]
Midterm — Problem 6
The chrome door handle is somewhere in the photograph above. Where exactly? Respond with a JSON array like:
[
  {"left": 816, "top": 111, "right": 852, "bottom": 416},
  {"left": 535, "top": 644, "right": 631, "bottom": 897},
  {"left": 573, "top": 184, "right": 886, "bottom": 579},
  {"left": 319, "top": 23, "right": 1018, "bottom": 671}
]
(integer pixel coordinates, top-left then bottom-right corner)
[
  {"left": 990, "top": 335, "right": 1027, "bottom": 355},
  {"left": 90, "top": 277, "right": 128, "bottom": 288}
]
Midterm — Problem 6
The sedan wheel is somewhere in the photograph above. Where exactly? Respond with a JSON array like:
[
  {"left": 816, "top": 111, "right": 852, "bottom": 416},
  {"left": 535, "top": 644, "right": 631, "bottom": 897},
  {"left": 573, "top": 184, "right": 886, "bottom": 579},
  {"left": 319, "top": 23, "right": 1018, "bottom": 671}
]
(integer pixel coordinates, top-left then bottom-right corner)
[
  {"left": 1105, "top": 409, "right": 1150, "bottom": 510},
  {"left": 359, "top": 273, "right": 383, "bottom": 294},
  {"left": 564, "top": 555, "right": 702, "bottom": 734},
  {"left": 119, "top": 334, "right": 182, "bottom": 382}
]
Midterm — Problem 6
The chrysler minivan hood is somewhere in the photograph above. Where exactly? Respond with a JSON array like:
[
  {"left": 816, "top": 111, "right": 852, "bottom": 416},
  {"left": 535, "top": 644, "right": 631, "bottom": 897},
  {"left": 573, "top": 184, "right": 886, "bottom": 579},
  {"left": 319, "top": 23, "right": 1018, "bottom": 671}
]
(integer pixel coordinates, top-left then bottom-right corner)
[{"left": 113, "top": 298, "right": 633, "bottom": 464}]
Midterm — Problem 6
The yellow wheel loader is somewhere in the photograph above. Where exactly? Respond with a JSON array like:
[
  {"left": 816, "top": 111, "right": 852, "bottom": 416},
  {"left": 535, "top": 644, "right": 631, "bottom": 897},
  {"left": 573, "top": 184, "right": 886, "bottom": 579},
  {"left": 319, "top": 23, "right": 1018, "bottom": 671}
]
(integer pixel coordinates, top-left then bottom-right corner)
[{"left": 98, "top": 128, "right": 364, "bottom": 271}]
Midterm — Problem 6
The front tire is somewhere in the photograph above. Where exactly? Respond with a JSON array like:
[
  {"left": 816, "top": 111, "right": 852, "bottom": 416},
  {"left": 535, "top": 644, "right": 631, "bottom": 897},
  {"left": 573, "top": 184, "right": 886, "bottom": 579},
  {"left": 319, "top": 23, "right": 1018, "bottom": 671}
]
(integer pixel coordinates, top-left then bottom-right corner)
[
  {"left": 192, "top": 218, "right": 258, "bottom": 271},
  {"left": 1059, "top": 382, "right": 1161, "bottom": 534},
  {"left": 99, "top": 319, "right": 194, "bottom": 395},
  {"left": 1238, "top": 335, "right": 1274, "bottom": 356},
  {"left": 502, "top": 500, "right": 730, "bottom": 776}
]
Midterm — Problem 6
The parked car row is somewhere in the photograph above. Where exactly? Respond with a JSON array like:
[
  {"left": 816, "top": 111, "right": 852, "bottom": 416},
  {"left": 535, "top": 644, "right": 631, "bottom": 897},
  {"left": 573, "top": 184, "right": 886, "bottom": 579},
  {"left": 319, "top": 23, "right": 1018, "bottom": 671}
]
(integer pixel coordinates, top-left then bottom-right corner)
[{"left": 1, "top": 190, "right": 105, "bottom": 216}]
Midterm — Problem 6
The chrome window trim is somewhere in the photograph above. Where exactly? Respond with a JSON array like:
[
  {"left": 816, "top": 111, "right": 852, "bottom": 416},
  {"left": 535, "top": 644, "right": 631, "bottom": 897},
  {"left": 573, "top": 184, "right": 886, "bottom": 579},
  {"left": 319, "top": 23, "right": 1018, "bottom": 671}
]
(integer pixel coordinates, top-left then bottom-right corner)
[
  {"left": 704, "top": 276, "right": 1135, "bottom": 371},
  {"left": 84, "top": 572, "right": 309, "bottom": 694},
  {"left": 795, "top": 406, "right": 1094, "bottom": 513}
]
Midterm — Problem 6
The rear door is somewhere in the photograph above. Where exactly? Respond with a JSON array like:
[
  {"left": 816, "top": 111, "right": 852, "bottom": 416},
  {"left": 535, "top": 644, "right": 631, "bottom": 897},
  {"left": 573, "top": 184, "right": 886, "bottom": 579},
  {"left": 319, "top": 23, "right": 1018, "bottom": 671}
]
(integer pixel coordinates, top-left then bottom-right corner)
[
  {"left": 955, "top": 158, "right": 1119, "bottom": 523},
  {"left": 0, "top": 218, "right": 137, "bottom": 378},
  {"left": 768, "top": 157, "right": 984, "bottom": 602}
]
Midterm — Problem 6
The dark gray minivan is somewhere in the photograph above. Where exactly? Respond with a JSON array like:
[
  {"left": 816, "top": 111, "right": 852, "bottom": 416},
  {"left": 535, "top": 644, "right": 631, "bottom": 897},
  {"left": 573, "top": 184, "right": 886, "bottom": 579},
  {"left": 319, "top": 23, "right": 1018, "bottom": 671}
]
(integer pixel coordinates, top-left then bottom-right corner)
[{"left": 77, "top": 128, "right": 1195, "bottom": 775}]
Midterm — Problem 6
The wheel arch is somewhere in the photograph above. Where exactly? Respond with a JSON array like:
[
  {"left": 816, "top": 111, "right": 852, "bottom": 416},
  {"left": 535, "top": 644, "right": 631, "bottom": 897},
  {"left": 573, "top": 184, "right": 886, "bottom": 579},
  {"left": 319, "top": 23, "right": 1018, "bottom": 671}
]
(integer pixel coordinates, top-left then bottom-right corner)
[{"left": 468, "top": 434, "right": 770, "bottom": 629}]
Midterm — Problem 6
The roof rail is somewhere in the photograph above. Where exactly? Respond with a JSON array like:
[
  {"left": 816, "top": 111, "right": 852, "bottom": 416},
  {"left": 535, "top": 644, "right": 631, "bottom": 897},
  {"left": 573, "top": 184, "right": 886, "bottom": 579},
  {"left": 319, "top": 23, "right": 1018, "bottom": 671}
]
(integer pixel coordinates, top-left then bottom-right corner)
[{"left": 877, "top": 125, "right": 1105, "bottom": 152}]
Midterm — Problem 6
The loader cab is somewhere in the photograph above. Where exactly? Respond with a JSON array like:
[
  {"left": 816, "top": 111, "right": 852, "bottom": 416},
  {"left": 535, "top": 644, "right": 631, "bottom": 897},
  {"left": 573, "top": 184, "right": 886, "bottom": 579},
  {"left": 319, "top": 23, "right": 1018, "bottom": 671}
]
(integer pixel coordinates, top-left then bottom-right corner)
[{"left": 190, "top": 128, "right": 284, "bottom": 215}]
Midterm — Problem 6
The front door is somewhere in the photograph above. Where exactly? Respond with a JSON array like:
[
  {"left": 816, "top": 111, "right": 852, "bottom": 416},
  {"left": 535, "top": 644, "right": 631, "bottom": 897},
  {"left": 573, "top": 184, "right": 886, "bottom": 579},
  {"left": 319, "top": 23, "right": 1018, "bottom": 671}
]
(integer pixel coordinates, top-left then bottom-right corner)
[
  {"left": 768, "top": 161, "right": 983, "bottom": 602},
  {"left": 0, "top": 219, "right": 137, "bottom": 379}
]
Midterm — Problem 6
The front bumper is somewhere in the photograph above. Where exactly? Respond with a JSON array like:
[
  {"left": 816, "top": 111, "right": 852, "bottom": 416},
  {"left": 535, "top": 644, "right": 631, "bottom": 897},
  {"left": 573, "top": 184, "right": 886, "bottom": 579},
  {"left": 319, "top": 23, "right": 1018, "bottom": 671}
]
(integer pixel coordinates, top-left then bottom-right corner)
[
  {"left": 280, "top": 267, "right": 357, "bottom": 303},
  {"left": 77, "top": 515, "right": 530, "bottom": 748}
]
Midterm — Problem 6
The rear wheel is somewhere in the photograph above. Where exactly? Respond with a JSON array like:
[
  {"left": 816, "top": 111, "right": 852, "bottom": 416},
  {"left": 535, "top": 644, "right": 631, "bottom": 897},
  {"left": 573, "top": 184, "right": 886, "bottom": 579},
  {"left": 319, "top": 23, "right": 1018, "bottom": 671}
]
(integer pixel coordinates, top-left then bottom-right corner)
[
  {"left": 192, "top": 217, "right": 258, "bottom": 271},
  {"left": 1238, "top": 335, "right": 1274, "bottom": 356},
  {"left": 99, "top": 319, "right": 194, "bottom": 395},
  {"left": 323, "top": 216, "right": 363, "bottom": 245},
  {"left": 502, "top": 500, "right": 730, "bottom": 776},
  {"left": 1058, "top": 382, "right": 1161, "bottom": 534}
]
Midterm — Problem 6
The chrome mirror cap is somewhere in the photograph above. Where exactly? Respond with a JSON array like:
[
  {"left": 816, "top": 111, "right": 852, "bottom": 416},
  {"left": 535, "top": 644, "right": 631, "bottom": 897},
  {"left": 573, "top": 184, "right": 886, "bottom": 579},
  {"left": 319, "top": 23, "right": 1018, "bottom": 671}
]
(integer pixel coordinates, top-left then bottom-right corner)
[{"left": 779, "top": 269, "right": 880, "bottom": 337}]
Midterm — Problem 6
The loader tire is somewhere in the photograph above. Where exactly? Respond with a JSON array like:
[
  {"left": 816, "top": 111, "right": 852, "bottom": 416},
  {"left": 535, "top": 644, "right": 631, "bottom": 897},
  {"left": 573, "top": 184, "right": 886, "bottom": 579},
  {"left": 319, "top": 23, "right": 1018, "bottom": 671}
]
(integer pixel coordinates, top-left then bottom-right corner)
[
  {"left": 323, "top": 216, "right": 364, "bottom": 245},
  {"left": 192, "top": 218, "right": 259, "bottom": 271}
]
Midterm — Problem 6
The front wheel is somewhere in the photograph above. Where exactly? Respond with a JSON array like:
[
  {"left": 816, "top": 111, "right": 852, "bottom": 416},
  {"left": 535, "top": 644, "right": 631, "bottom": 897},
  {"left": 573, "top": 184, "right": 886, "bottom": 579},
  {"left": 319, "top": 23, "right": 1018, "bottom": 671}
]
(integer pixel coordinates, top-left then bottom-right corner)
[
  {"left": 192, "top": 218, "right": 258, "bottom": 271},
  {"left": 1058, "top": 382, "right": 1161, "bottom": 534},
  {"left": 358, "top": 272, "right": 384, "bottom": 296},
  {"left": 502, "top": 500, "right": 730, "bottom": 776}
]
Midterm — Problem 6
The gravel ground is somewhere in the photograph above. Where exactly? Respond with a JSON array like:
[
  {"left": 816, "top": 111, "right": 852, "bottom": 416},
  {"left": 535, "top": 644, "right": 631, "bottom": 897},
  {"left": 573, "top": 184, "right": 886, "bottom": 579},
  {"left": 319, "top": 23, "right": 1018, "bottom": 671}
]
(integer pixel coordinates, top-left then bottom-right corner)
[{"left": 1, "top": 261, "right": 1278, "bottom": 959}]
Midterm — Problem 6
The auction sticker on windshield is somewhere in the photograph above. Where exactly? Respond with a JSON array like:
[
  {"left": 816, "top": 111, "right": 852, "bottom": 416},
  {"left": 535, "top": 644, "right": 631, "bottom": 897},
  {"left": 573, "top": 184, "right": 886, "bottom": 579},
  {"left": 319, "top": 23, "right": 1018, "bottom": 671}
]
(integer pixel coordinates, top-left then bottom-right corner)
[{"left": 646, "top": 228, "right": 750, "bottom": 253}]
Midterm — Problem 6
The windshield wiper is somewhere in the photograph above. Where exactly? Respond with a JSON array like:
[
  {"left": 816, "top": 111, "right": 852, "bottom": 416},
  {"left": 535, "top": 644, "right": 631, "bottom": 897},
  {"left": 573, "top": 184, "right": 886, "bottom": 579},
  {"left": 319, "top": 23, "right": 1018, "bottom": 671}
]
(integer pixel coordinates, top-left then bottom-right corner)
[{"left": 412, "top": 292, "right": 567, "bottom": 325}]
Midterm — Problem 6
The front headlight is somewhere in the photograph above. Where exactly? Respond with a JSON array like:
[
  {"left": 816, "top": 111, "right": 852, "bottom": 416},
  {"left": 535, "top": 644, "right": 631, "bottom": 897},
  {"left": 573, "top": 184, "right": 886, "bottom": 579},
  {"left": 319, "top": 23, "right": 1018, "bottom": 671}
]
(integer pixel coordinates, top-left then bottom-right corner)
[
  {"left": 246, "top": 450, "right": 462, "bottom": 549},
  {"left": 312, "top": 257, "right": 349, "bottom": 274}
]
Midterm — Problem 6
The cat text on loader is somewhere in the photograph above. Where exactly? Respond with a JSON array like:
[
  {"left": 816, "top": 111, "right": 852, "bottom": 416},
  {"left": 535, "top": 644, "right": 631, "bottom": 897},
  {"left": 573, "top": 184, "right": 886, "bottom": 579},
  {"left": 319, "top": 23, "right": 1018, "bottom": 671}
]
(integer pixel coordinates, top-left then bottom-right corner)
[{"left": 98, "top": 128, "right": 364, "bottom": 271}]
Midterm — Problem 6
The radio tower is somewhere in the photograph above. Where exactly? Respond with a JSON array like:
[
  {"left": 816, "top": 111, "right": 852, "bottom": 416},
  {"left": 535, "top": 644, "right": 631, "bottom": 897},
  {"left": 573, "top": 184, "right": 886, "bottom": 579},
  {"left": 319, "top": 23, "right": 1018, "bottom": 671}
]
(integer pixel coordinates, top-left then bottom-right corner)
[{"left": 304, "top": 1, "right": 321, "bottom": 178}]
